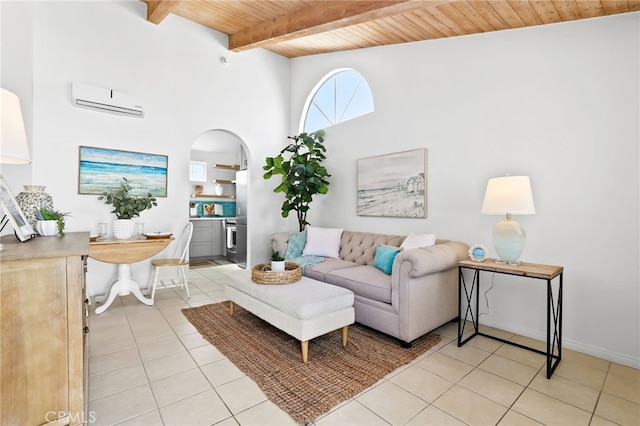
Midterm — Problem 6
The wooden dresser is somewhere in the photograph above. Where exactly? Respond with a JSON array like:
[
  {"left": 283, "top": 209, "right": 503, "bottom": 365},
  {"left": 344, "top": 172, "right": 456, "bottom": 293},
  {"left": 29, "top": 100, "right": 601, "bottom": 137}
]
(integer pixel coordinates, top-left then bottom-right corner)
[{"left": 0, "top": 232, "right": 89, "bottom": 425}]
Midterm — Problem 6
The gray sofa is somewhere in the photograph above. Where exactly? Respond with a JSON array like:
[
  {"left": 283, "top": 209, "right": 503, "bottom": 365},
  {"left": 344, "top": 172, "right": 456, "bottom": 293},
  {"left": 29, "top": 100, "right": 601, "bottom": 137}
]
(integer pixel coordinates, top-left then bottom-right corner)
[{"left": 271, "top": 231, "right": 469, "bottom": 346}]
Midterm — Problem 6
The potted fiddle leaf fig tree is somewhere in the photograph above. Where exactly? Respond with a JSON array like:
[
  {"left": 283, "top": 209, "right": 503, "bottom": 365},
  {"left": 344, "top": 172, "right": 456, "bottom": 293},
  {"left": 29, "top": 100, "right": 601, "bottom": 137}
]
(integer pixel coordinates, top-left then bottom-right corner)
[
  {"left": 263, "top": 130, "right": 330, "bottom": 231},
  {"left": 99, "top": 177, "right": 157, "bottom": 239}
]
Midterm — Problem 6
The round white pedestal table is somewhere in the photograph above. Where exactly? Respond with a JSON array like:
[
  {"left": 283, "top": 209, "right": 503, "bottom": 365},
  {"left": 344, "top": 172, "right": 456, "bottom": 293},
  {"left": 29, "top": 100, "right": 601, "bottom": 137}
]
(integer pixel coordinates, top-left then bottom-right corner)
[{"left": 89, "top": 236, "right": 173, "bottom": 314}]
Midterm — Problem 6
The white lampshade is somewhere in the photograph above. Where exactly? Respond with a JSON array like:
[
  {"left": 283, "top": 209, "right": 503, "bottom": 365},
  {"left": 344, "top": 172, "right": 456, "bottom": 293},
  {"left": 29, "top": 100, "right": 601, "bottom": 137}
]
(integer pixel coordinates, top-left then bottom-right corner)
[
  {"left": 481, "top": 176, "right": 535, "bottom": 265},
  {"left": 1, "top": 88, "right": 31, "bottom": 164},
  {"left": 481, "top": 176, "right": 535, "bottom": 215}
]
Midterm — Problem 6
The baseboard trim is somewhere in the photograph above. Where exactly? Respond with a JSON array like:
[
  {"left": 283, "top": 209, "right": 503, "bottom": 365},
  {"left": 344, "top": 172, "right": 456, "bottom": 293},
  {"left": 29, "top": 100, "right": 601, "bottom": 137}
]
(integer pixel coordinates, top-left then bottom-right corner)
[{"left": 479, "top": 319, "right": 640, "bottom": 369}]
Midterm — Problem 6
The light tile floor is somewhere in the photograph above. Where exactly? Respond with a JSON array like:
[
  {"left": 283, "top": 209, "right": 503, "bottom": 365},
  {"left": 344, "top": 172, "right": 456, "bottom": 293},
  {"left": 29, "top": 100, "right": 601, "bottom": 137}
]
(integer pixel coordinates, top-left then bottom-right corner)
[{"left": 88, "top": 264, "right": 640, "bottom": 425}]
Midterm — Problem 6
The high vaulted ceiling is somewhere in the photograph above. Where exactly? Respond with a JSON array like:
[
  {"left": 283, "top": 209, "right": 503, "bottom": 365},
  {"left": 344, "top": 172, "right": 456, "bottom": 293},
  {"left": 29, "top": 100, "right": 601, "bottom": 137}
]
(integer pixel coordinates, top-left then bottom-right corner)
[{"left": 142, "top": 1, "right": 639, "bottom": 58}]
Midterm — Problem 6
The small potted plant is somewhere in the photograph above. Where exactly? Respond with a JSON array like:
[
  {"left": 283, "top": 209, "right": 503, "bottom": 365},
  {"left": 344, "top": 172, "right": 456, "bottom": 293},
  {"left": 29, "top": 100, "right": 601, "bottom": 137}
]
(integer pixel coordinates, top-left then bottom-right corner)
[
  {"left": 271, "top": 250, "right": 285, "bottom": 272},
  {"left": 34, "top": 206, "right": 70, "bottom": 236},
  {"left": 99, "top": 177, "right": 157, "bottom": 239}
]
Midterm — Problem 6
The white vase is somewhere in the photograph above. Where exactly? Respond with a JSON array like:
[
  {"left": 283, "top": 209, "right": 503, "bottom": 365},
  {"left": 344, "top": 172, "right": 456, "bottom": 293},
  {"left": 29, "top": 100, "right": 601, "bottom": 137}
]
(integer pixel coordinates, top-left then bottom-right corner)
[
  {"left": 214, "top": 184, "right": 224, "bottom": 196},
  {"left": 36, "top": 220, "right": 58, "bottom": 236},
  {"left": 112, "top": 219, "right": 135, "bottom": 240},
  {"left": 271, "top": 260, "right": 285, "bottom": 272}
]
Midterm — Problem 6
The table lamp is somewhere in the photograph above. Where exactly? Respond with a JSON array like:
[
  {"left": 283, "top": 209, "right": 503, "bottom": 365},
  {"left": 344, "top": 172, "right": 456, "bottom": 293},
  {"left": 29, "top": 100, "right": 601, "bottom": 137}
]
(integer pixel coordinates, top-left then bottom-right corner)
[
  {"left": 1, "top": 88, "right": 31, "bottom": 164},
  {"left": 481, "top": 175, "right": 535, "bottom": 265}
]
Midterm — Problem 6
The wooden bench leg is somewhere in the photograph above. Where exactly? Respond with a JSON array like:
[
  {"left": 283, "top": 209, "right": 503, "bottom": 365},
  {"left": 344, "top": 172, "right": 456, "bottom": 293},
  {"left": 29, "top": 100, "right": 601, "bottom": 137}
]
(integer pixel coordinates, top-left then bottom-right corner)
[
  {"left": 342, "top": 326, "right": 349, "bottom": 347},
  {"left": 229, "top": 301, "right": 234, "bottom": 316},
  {"left": 301, "top": 340, "right": 309, "bottom": 364}
]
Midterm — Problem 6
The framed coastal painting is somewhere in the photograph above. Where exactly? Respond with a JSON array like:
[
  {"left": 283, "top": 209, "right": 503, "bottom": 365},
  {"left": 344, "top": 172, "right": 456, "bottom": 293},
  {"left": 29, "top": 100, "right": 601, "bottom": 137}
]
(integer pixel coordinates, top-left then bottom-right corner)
[
  {"left": 357, "top": 148, "right": 427, "bottom": 218},
  {"left": 78, "top": 146, "right": 168, "bottom": 196}
]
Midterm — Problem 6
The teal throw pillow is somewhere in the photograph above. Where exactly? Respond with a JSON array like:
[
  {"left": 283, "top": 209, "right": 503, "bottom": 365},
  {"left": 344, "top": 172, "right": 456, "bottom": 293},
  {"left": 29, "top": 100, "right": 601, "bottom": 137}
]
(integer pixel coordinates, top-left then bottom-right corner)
[
  {"left": 374, "top": 245, "right": 402, "bottom": 275},
  {"left": 285, "top": 230, "right": 307, "bottom": 259}
]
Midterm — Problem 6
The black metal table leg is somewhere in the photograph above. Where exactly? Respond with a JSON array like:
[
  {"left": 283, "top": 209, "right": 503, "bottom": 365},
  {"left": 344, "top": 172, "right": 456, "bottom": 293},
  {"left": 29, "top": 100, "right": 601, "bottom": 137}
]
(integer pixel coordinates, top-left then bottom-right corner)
[
  {"left": 546, "top": 272, "right": 563, "bottom": 378},
  {"left": 458, "top": 267, "right": 479, "bottom": 347}
]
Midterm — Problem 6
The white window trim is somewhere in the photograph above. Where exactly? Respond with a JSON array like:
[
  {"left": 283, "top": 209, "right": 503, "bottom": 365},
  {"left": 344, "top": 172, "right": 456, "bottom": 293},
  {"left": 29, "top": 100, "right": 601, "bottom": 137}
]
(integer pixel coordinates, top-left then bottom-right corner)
[{"left": 299, "top": 67, "right": 356, "bottom": 134}]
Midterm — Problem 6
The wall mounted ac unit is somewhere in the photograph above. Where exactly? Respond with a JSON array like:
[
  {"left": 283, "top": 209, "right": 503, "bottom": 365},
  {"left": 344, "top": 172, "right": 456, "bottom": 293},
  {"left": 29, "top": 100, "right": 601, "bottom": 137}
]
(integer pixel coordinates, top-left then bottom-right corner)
[{"left": 71, "top": 82, "right": 144, "bottom": 118}]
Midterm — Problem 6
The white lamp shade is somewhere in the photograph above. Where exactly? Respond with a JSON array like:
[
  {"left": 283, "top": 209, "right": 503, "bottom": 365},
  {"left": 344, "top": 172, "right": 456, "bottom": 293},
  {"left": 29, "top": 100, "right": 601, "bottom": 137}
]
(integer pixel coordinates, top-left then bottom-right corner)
[
  {"left": 1, "top": 88, "right": 31, "bottom": 164},
  {"left": 481, "top": 176, "right": 535, "bottom": 215}
]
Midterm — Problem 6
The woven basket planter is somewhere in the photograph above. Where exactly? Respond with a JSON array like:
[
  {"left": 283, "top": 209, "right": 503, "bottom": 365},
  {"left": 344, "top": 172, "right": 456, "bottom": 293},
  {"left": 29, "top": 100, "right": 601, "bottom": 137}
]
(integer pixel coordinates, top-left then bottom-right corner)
[{"left": 251, "top": 262, "right": 301, "bottom": 285}]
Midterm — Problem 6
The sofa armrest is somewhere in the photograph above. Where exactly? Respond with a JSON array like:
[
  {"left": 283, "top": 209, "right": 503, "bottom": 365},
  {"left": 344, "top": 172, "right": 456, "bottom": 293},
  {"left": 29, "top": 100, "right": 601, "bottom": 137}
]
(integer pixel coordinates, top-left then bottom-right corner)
[
  {"left": 393, "top": 241, "right": 469, "bottom": 278},
  {"left": 390, "top": 240, "right": 469, "bottom": 342}
]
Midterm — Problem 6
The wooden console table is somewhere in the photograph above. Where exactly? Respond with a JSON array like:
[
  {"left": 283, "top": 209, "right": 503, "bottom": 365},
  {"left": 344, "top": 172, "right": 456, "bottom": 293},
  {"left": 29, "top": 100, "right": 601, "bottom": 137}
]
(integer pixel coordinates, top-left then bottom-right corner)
[
  {"left": 458, "top": 258, "right": 564, "bottom": 378},
  {"left": 1, "top": 233, "right": 89, "bottom": 425},
  {"left": 90, "top": 236, "right": 172, "bottom": 314}
]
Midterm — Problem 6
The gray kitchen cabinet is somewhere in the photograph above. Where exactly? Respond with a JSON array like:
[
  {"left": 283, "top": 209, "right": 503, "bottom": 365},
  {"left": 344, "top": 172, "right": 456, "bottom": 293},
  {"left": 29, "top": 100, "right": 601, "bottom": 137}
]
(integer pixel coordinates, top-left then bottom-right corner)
[
  {"left": 190, "top": 220, "right": 224, "bottom": 260},
  {"left": 212, "top": 220, "right": 224, "bottom": 256}
]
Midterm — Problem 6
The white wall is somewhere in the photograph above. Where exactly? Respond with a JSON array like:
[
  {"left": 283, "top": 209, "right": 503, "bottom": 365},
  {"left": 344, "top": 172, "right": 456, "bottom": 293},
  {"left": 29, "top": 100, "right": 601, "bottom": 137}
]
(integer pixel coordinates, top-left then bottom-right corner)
[
  {"left": 1, "top": 1, "right": 291, "bottom": 296},
  {"left": 290, "top": 13, "right": 640, "bottom": 367}
]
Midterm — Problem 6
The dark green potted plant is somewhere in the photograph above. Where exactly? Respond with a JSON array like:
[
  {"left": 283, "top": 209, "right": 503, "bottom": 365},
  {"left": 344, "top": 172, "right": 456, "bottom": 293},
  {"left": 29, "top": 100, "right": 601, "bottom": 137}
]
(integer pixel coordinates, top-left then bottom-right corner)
[
  {"left": 263, "top": 130, "right": 330, "bottom": 231},
  {"left": 99, "top": 177, "right": 157, "bottom": 239}
]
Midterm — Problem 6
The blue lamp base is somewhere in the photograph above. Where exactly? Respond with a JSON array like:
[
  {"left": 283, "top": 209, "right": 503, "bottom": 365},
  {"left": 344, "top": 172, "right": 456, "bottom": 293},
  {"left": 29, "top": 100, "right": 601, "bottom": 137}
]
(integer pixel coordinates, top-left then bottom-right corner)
[{"left": 493, "top": 215, "right": 526, "bottom": 265}]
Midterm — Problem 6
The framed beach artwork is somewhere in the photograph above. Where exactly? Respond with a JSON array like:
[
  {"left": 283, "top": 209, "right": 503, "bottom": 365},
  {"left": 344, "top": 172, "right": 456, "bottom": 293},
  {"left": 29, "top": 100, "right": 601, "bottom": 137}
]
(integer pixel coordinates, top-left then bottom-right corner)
[
  {"left": 357, "top": 148, "right": 427, "bottom": 218},
  {"left": 78, "top": 146, "right": 168, "bottom": 196}
]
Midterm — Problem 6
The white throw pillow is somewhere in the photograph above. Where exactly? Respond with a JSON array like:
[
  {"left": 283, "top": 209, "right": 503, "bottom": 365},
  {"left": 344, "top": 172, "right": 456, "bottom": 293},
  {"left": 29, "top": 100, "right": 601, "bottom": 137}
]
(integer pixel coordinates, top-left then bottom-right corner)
[
  {"left": 400, "top": 232, "right": 437, "bottom": 250},
  {"left": 302, "top": 226, "right": 343, "bottom": 258}
]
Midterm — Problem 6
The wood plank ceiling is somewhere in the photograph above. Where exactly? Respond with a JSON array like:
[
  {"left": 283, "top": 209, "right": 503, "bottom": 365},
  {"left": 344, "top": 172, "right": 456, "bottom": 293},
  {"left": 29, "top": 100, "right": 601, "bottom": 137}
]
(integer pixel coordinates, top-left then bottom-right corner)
[{"left": 142, "top": 1, "right": 640, "bottom": 58}]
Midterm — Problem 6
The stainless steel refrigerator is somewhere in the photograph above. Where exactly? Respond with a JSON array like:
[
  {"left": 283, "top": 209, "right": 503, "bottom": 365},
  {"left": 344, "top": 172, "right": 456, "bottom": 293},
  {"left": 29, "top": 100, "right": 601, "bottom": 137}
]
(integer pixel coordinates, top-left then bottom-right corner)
[{"left": 235, "top": 169, "right": 247, "bottom": 268}]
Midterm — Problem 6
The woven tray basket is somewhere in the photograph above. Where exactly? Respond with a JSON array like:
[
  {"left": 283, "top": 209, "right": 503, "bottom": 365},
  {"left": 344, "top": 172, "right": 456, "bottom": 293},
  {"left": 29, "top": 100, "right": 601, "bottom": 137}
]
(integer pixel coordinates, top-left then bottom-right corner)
[{"left": 251, "top": 262, "right": 302, "bottom": 285}]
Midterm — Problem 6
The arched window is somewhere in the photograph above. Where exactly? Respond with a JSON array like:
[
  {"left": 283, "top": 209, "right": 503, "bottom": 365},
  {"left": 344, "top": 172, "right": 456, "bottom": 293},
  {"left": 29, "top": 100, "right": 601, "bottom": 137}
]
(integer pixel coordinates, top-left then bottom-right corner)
[{"left": 300, "top": 68, "right": 374, "bottom": 133}]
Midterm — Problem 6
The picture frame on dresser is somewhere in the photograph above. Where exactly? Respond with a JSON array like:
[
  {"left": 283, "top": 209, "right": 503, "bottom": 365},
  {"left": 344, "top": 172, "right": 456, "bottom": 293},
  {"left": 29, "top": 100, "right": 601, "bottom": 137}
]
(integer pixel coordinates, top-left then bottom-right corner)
[{"left": 0, "top": 175, "right": 36, "bottom": 241}]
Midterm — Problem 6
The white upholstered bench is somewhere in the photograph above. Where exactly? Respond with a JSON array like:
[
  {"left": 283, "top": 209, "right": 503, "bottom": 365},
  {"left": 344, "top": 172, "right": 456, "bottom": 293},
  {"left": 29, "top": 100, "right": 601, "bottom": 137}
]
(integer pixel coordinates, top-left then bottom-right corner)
[{"left": 224, "top": 271, "right": 355, "bottom": 363}]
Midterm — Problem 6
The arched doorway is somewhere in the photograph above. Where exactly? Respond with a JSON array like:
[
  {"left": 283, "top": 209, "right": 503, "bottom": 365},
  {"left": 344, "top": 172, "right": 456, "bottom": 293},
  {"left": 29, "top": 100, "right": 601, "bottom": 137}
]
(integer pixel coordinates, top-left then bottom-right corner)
[{"left": 190, "top": 129, "right": 248, "bottom": 268}]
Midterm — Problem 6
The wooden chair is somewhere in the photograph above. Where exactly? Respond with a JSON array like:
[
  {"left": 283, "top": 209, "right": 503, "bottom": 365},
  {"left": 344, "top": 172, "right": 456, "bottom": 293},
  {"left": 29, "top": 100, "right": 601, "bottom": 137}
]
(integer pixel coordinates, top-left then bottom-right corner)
[{"left": 147, "top": 222, "right": 193, "bottom": 300}]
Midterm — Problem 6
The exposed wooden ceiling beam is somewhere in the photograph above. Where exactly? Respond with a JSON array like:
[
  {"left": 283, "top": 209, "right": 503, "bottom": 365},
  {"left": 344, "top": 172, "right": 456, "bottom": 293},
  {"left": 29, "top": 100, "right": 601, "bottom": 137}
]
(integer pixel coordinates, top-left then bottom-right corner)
[
  {"left": 145, "top": 0, "right": 180, "bottom": 25},
  {"left": 139, "top": 1, "right": 640, "bottom": 58},
  {"left": 228, "top": 0, "right": 447, "bottom": 52}
]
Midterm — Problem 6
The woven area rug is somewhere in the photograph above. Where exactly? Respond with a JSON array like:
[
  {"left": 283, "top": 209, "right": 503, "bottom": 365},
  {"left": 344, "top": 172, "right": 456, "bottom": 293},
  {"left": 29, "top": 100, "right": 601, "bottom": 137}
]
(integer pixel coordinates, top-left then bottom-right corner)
[{"left": 182, "top": 302, "right": 441, "bottom": 424}]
